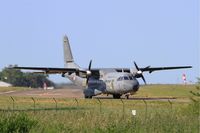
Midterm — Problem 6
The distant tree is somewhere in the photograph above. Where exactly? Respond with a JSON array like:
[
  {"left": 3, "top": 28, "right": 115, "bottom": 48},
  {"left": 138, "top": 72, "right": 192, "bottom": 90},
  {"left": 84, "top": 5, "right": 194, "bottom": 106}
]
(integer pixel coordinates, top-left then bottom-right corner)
[
  {"left": 190, "top": 78, "right": 200, "bottom": 98},
  {"left": 0, "top": 66, "right": 54, "bottom": 88},
  {"left": 189, "top": 78, "right": 200, "bottom": 124},
  {"left": 0, "top": 72, "right": 2, "bottom": 80},
  {"left": 0, "top": 67, "right": 24, "bottom": 86},
  {"left": 23, "top": 73, "right": 54, "bottom": 88},
  {"left": 197, "top": 77, "right": 200, "bottom": 85}
]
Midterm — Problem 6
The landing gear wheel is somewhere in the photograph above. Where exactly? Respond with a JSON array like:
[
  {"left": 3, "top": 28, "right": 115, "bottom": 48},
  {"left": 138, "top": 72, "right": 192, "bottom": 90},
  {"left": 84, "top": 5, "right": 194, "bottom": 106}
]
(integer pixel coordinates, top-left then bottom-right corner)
[
  {"left": 84, "top": 95, "right": 92, "bottom": 99},
  {"left": 113, "top": 94, "right": 121, "bottom": 99},
  {"left": 125, "top": 95, "right": 129, "bottom": 99}
]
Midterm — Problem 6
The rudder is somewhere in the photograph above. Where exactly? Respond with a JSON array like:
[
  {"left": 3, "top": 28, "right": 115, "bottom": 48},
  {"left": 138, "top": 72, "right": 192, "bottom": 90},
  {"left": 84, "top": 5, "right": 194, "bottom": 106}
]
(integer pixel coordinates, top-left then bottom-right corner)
[{"left": 63, "top": 35, "right": 80, "bottom": 68}]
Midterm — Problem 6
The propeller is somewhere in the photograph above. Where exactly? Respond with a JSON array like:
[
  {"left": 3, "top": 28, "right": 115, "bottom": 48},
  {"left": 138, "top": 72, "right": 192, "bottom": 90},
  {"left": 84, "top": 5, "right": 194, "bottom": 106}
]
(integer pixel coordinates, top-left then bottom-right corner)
[
  {"left": 134, "top": 61, "right": 147, "bottom": 84},
  {"left": 86, "top": 60, "right": 92, "bottom": 85}
]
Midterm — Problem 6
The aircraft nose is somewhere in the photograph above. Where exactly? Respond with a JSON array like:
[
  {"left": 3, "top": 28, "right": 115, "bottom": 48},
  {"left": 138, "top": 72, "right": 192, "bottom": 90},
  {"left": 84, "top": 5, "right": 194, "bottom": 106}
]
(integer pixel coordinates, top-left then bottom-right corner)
[{"left": 132, "top": 80, "right": 139, "bottom": 91}]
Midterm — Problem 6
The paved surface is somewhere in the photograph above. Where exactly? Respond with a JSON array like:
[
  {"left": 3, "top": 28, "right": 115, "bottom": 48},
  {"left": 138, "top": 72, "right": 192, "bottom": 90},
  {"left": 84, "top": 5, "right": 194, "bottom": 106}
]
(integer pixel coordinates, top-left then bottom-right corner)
[
  {"left": 1, "top": 88, "right": 84, "bottom": 98},
  {"left": 0, "top": 86, "right": 178, "bottom": 101}
]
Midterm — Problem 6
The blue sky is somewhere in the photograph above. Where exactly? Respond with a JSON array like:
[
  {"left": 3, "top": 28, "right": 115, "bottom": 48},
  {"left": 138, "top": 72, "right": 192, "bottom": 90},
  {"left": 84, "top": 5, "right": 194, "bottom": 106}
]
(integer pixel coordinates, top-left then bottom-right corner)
[{"left": 0, "top": 0, "right": 199, "bottom": 84}]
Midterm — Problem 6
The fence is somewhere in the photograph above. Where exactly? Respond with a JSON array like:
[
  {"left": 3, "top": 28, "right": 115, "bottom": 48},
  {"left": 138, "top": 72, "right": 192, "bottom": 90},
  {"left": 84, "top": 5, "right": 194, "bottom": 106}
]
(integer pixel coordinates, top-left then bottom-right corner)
[
  {"left": 0, "top": 97, "right": 198, "bottom": 133},
  {"left": 0, "top": 97, "right": 176, "bottom": 115}
]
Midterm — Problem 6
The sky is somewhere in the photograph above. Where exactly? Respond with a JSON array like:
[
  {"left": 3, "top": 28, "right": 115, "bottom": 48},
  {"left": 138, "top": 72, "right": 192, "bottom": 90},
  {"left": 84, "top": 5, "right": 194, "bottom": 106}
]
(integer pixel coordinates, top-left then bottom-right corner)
[{"left": 0, "top": 0, "right": 199, "bottom": 84}]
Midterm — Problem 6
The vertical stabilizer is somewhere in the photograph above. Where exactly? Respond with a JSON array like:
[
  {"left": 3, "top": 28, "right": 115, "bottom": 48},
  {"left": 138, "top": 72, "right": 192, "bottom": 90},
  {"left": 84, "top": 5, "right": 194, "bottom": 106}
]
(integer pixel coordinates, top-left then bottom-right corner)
[{"left": 63, "top": 35, "right": 80, "bottom": 68}]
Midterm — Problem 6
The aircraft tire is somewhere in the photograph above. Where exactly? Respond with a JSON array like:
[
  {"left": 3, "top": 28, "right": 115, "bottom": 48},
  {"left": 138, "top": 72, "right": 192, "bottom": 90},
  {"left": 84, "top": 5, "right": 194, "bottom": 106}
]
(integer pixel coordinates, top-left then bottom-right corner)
[
  {"left": 113, "top": 94, "right": 121, "bottom": 99},
  {"left": 125, "top": 95, "right": 129, "bottom": 99},
  {"left": 85, "top": 95, "right": 92, "bottom": 99}
]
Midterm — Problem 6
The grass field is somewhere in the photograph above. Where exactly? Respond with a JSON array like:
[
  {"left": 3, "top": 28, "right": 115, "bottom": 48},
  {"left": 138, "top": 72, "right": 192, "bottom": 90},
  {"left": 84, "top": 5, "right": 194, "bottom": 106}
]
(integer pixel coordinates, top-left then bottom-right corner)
[
  {"left": 136, "top": 84, "right": 197, "bottom": 98},
  {"left": 0, "top": 86, "right": 31, "bottom": 92},
  {"left": 0, "top": 84, "right": 199, "bottom": 133}
]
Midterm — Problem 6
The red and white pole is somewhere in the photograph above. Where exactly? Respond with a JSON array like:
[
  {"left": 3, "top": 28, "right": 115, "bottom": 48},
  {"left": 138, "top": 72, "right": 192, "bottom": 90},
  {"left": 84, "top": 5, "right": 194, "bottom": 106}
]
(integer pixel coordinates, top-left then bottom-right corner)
[{"left": 182, "top": 74, "right": 186, "bottom": 85}]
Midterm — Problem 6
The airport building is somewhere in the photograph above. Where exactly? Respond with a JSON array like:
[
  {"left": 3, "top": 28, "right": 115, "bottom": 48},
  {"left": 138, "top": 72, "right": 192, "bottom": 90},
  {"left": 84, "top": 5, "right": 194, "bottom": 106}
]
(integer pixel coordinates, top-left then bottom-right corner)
[{"left": 0, "top": 81, "right": 12, "bottom": 87}]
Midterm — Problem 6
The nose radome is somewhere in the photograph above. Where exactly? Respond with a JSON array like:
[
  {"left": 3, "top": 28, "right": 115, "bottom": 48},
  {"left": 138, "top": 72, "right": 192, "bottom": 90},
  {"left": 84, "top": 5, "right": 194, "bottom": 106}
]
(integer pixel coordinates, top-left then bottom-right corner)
[{"left": 133, "top": 80, "right": 139, "bottom": 91}]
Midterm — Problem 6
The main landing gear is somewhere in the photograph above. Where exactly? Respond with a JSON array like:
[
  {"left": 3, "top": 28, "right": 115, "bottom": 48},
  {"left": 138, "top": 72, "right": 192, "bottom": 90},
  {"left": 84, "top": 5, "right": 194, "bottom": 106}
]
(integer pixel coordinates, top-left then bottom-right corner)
[
  {"left": 113, "top": 94, "right": 130, "bottom": 99},
  {"left": 84, "top": 95, "right": 92, "bottom": 99},
  {"left": 113, "top": 94, "right": 121, "bottom": 99}
]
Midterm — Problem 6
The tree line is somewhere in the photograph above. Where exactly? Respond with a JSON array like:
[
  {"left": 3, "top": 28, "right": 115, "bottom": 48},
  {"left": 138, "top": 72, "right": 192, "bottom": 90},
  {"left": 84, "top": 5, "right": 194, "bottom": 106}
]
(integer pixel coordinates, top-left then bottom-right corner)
[{"left": 0, "top": 66, "right": 54, "bottom": 88}]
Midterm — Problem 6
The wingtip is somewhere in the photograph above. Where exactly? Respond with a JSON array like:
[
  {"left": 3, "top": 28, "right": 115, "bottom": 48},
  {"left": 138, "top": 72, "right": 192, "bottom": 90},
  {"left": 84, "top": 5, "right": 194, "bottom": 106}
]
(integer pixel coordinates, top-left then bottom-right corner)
[{"left": 7, "top": 65, "right": 15, "bottom": 69}]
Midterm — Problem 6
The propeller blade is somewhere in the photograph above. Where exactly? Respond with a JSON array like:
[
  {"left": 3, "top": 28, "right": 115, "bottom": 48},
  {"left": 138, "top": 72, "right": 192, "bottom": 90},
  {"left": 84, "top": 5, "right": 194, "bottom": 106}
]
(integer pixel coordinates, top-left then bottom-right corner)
[
  {"left": 134, "top": 61, "right": 147, "bottom": 84},
  {"left": 141, "top": 75, "right": 147, "bottom": 85},
  {"left": 88, "top": 60, "right": 92, "bottom": 70},
  {"left": 86, "top": 78, "right": 89, "bottom": 85},
  {"left": 86, "top": 60, "right": 92, "bottom": 85},
  {"left": 145, "top": 66, "right": 151, "bottom": 69},
  {"left": 134, "top": 61, "right": 139, "bottom": 71}
]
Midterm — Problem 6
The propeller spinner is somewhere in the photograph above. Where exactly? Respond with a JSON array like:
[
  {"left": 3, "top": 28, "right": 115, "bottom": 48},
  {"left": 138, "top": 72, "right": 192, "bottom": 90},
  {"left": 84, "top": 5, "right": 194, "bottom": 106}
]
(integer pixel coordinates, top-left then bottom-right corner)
[{"left": 134, "top": 61, "right": 147, "bottom": 84}]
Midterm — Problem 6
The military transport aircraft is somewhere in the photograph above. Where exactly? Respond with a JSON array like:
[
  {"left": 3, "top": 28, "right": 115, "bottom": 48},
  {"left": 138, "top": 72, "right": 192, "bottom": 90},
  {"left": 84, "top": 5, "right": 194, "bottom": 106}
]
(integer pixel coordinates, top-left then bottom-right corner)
[{"left": 12, "top": 36, "right": 192, "bottom": 99}]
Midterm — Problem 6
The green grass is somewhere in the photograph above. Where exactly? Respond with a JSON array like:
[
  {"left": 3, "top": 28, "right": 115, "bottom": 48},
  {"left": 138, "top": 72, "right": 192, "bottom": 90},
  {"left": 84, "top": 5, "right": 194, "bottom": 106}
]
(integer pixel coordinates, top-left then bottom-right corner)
[
  {"left": 0, "top": 113, "right": 37, "bottom": 133},
  {"left": 0, "top": 87, "right": 31, "bottom": 92},
  {"left": 0, "top": 98, "right": 198, "bottom": 133},
  {"left": 0, "top": 100, "right": 198, "bottom": 133},
  {"left": 0, "top": 84, "right": 199, "bottom": 133},
  {"left": 135, "top": 84, "right": 197, "bottom": 98}
]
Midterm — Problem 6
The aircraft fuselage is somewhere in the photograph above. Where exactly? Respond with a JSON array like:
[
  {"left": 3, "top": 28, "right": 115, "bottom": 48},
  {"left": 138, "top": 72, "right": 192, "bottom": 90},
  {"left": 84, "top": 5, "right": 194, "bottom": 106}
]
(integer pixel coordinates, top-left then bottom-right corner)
[{"left": 65, "top": 71, "right": 139, "bottom": 98}]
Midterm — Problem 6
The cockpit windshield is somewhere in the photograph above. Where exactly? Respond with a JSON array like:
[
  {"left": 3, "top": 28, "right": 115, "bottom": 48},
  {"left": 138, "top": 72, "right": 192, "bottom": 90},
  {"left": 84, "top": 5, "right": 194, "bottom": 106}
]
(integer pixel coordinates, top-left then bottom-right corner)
[{"left": 117, "top": 76, "right": 134, "bottom": 81}]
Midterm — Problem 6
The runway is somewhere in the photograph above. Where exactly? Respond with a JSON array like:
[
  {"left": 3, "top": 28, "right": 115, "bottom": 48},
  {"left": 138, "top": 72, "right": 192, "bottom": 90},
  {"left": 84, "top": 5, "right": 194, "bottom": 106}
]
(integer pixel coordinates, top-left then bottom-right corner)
[
  {"left": 0, "top": 88, "right": 84, "bottom": 98},
  {"left": 0, "top": 87, "right": 178, "bottom": 101}
]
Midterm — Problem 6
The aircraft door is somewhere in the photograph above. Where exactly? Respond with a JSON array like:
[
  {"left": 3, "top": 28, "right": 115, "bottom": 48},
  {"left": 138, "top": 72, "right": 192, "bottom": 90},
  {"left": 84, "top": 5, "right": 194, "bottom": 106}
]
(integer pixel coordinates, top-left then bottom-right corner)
[
  {"left": 116, "top": 76, "right": 124, "bottom": 91},
  {"left": 111, "top": 80, "right": 114, "bottom": 89}
]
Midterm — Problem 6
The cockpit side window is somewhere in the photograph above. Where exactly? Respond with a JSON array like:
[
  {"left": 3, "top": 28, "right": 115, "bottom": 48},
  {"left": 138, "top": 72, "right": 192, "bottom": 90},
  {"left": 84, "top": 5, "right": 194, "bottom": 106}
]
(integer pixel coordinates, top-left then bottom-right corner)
[
  {"left": 129, "top": 76, "right": 133, "bottom": 80},
  {"left": 124, "top": 76, "right": 129, "bottom": 80},
  {"left": 117, "top": 77, "right": 123, "bottom": 81}
]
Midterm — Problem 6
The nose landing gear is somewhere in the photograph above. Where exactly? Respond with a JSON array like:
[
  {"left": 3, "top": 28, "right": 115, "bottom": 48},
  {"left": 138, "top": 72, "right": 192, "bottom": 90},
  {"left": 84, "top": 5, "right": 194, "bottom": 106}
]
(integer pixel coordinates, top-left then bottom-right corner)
[{"left": 125, "top": 94, "right": 130, "bottom": 99}]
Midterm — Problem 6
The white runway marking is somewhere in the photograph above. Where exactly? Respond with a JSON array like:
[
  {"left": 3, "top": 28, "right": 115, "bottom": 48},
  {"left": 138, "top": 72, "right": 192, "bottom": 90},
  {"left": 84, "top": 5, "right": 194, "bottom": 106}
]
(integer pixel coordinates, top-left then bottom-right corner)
[
  {"left": 26, "top": 93, "right": 62, "bottom": 96},
  {"left": 0, "top": 91, "right": 16, "bottom": 95}
]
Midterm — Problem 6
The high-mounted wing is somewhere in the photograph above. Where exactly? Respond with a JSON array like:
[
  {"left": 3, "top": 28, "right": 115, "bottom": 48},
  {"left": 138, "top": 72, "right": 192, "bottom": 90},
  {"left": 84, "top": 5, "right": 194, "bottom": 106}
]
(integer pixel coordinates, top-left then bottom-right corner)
[
  {"left": 12, "top": 65, "right": 192, "bottom": 74},
  {"left": 12, "top": 66, "right": 85, "bottom": 74},
  {"left": 140, "top": 66, "right": 192, "bottom": 73},
  {"left": 12, "top": 64, "right": 192, "bottom": 82},
  {"left": 114, "top": 66, "right": 192, "bottom": 73}
]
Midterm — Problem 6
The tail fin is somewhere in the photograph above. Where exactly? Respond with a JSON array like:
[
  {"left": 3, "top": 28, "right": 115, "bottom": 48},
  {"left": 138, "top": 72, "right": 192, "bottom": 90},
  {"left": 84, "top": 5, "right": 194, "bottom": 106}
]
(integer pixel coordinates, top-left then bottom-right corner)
[{"left": 63, "top": 35, "right": 80, "bottom": 68}]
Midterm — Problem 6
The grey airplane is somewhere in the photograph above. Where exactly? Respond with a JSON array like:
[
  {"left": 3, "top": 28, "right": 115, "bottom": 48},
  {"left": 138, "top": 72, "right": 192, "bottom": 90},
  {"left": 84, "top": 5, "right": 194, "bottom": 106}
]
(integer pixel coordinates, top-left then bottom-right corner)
[{"left": 13, "top": 36, "right": 192, "bottom": 99}]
